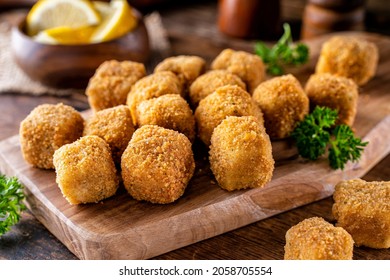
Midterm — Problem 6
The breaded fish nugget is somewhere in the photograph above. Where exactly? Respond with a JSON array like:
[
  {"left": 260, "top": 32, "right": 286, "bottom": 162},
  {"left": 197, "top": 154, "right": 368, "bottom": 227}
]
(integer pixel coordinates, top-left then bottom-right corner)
[
  {"left": 209, "top": 116, "right": 274, "bottom": 191},
  {"left": 305, "top": 73, "right": 358, "bottom": 126},
  {"left": 53, "top": 135, "right": 118, "bottom": 205},
  {"left": 253, "top": 74, "right": 309, "bottom": 139},
  {"left": 136, "top": 94, "right": 195, "bottom": 142},
  {"left": 284, "top": 217, "right": 354, "bottom": 260},
  {"left": 195, "top": 85, "right": 264, "bottom": 147},
  {"left": 154, "top": 55, "right": 206, "bottom": 90},
  {"left": 189, "top": 69, "right": 246, "bottom": 107},
  {"left": 333, "top": 179, "right": 390, "bottom": 249},
  {"left": 121, "top": 125, "right": 195, "bottom": 204},
  {"left": 83, "top": 105, "right": 134, "bottom": 164},
  {"left": 20, "top": 103, "right": 84, "bottom": 169},
  {"left": 86, "top": 60, "right": 146, "bottom": 112},
  {"left": 126, "top": 71, "right": 183, "bottom": 125},
  {"left": 211, "top": 48, "right": 265, "bottom": 93},
  {"left": 316, "top": 36, "right": 378, "bottom": 86}
]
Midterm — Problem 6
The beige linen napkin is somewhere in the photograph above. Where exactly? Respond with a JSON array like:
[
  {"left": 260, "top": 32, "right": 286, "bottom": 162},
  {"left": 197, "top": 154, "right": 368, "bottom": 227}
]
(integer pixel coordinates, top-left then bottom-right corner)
[{"left": 0, "top": 11, "right": 171, "bottom": 96}]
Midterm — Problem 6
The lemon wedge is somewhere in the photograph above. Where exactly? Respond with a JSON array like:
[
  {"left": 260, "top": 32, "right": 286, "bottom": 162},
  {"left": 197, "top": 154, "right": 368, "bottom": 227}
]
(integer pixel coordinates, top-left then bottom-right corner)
[
  {"left": 27, "top": 0, "right": 101, "bottom": 36},
  {"left": 90, "top": 0, "right": 137, "bottom": 43},
  {"left": 34, "top": 25, "right": 95, "bottom": 45}
]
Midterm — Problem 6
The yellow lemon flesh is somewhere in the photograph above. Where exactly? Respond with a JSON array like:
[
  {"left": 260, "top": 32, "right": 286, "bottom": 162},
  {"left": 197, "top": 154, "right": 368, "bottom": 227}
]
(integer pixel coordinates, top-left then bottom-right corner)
[
  {"left": 34, "top": 26, "right": 95, "bottom": 45},
  {"left": 90, "top": 0, "right": 137, "bottom": 43},
  {"left": 26, "top": 0, "right": 101, "bottom": 36}
]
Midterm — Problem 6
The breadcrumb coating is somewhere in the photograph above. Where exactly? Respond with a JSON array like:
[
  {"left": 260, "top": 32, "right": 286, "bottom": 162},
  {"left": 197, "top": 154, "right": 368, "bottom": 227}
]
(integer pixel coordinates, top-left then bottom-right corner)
[
  {"left": 83, "top": 105, "right": 134, "bottom": 164},
  {"left": 305, "top": 73, "right": 358, "bottom": 126},
  {"left": 136, "top": 94, "right": 196, "bottom": 142},
  {"left": 86, "top": 60, "right": 146, "bottom": 112},
  {"left": 154, "top": 55, "right": 206, "bottom": 91},
  {"left": 189, "top": 70, "right": 246, "bottom": 107},
  {"left": 315, "top": 36, "right": 378, "bottom": 86},
  {"left": 209, "top": 116, "right": 274, "bottom": 191},
  {"left": 20, "top": 103, "right": 84, "bottom": 169},
  {"left": 195, "top": 85, "right": 264, "bottom": 147},
  {"left": 253, "top": 74, "right": 309, "bottom": 139},
  {"left": 53, "top": 135, "right": 119, "bottom": 205},
  {"left": 333, "top": 179, "right": 390, "bottom": 249},
  {"left": 126, "top": 71, "right": 184, "bottom": 126},
  {"left": 284, "top": 217, "right": 354, "bottom": 260},
  {"left": 211, "top": 48, "right": 265, "bottom": 93},
  {"left": 121, "top": 125, "right": 195, "bottom": 204}
]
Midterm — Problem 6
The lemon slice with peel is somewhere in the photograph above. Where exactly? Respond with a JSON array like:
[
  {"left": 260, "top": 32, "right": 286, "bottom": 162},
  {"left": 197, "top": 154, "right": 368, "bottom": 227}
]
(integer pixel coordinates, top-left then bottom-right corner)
[
  {"left": 34, "top": 25, "right": 95, "bottom": 45},
  {"left": 27, "top": 0, "right": 101, "bottom": 36},
  {"left": 90, "top": 0, "right": 137, "bottom": 43}
]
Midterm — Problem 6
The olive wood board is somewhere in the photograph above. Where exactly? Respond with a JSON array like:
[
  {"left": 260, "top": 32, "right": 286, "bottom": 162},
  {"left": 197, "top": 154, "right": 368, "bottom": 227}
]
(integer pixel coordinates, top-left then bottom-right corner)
[{"left": 1, "top": 32, "right": 390, "bottom": 260}]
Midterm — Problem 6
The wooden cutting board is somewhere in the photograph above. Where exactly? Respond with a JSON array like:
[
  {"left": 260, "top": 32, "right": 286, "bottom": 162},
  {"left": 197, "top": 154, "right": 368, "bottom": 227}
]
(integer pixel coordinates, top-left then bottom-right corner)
[{"left": 1, "top": 32, "right": 390, "bottom": 260}]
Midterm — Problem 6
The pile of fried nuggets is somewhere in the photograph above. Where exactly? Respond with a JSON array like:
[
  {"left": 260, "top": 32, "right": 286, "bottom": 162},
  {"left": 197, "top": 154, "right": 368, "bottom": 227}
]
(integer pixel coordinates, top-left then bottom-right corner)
[{"left": 19, "top": 35, "right": 389, "bottom": 258}]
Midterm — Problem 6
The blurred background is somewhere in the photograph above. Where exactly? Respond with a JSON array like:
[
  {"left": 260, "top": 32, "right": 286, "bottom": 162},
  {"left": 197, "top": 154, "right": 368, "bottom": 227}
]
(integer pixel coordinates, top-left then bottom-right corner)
[{"left": 1, "top": 0, "right": 389, "bottom": 40}]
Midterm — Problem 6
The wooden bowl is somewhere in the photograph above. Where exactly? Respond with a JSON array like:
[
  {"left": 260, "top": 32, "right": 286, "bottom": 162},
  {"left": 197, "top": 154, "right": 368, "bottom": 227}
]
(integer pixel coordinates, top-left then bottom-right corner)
[{"left": 11, "top": 9, "right": 150, "bottom": 89}]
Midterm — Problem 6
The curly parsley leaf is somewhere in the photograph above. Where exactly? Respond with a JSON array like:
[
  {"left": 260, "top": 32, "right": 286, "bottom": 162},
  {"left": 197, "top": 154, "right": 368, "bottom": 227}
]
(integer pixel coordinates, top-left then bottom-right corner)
[
  {"left": 329, "top": 125, "right": 368, "bottom": 170},
  {"left": 0, "top": 174, "right": 26, "bottom": 236},
  {"left": 291, "top": 106, "right": 368, "bottom": 170},
  {"left": 254, "top": 23, "right": 309, "bottom": 75}
]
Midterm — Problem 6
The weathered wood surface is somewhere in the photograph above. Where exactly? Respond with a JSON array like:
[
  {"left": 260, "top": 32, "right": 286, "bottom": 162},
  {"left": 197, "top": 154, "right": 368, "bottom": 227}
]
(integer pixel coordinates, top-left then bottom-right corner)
[{"left": 1, "top": 31, "right": 389, "bottom": 259}]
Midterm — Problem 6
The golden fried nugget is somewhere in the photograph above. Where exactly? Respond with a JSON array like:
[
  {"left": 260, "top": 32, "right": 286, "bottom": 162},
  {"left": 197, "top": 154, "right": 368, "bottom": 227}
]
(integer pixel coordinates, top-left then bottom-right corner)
[
  {"left": 195, "top": 85, "right": 264, "bottom": 147},
  {"left": 253, "top": 74, "right": 309, "bottom": 139},
  {"left": 211, "top": 48, "right": 265, "bottom": 93},
  {"left": 209, "top": 116, "right": 274, "bottom": 191},
  {"left": 20, "top": 103, "right": 84, "bottom": 169},
  {"left": 284, "top": 217, "right": 354, "bottom": 260},
  {"left": 316, "top": 36, "right": 378, "bottom": 86},
  {"left": 83, "top": 105, "right": 134, "bottom": 164},
  {"left": 189, "top": 70, "right": 246, "bottom": 107},
  {"left": 53, "top": 135, "right": 119, "bottom": 205},
  {"left": 305, "top": 73, "right": 358, "bottom": 126},
  {"left": 154, "top": 55, "right": 206, "bottom": 91},
  {"left": 126, "top": 71, "right": 184, "bottom": 125},
  {"left": 121, "top": 125, "right": 195, "bottom": 204},
  {"left": 333, "top": 179, "right": 390, "bottom": 249},
  {"left": 86, "top": 60, "right": 146, "bottom": 112},
  {"left": 136, "top": 94, "right": 195, "bottom": 142}
]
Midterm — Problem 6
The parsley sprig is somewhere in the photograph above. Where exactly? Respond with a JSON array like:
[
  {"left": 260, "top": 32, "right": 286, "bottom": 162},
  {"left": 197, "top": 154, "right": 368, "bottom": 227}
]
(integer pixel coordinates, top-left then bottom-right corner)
[
  {"left": 291, "top": 106, "right": 368, "bottom": 170},
  {"left": 0, "top": 174, "right": 26, "bottom": 236},
  {"left": 254, "top": 23, "right": 309, "bottom": 75}
]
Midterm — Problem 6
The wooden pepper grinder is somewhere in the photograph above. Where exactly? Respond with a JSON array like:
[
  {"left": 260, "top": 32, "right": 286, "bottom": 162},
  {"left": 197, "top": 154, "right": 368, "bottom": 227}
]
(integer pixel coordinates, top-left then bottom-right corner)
[
  {"left": 217, "top": 0, "right": 281, "bottom": 40},
  {"left": 301, "top": 0, "right": 367, "bottom": 39}
]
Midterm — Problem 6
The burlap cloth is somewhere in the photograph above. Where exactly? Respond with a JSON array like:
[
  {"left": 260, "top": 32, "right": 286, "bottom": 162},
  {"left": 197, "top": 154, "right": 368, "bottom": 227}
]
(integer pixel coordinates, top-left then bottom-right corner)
[{"left": 0, "top": 11, "right": 171, "bottom": 96}]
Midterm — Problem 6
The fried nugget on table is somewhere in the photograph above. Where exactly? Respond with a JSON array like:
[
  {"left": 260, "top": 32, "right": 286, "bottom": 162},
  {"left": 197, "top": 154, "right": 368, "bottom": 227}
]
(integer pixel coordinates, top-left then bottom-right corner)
[
  {"left": 86, "top": 60, "right": 146, "bottom": 112},
  {"left": 209, "top": 116, "right": 274, "bottom": 191},
  {"left": 53, "top": 135, "right": 119, "bottom": 205},
  {"left": 305, "top": 73, "right": 358, "bottom": 126},
  {"left": 195, "top": 85, "right": 264, "bottom": 147},
  {"left": 83, "top": 105, "right": 134, "bottom": 164},
  {"left": 136, "top": 94, "right": 195, "bottom": 142},
  {"left": 126, "top": 71, "right": 183, "bottom": 126},
  {"left": 154, "top": 55, "right": 206, "bottom": 91},
  {"left": 121, "top": 125, "right": 195, "bottom": 204},
  {"left": 189, "top": 69, "right": 246, "bottom": 107},
  {"left": 253, "top": 74, "right": 309, "bottom": 139},
  {"left": 333, "top": 179, "right": 390, "bottom": 249},
  {"left": 284, "top": 217, "right": 354, "bottom": 260},
  {"left": 315, "top": 36, "right": 378, "bottom": 86},
  {"left": 211, "top": 48, "right": 265, "bottom": 93},
  {"left": 20, "top": 103, "right": 84, "bottom": 169}
]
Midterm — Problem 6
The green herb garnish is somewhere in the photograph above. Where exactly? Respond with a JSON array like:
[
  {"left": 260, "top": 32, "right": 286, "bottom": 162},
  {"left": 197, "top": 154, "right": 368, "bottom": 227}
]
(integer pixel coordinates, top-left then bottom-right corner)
[
  {"left": 254, "top": 23, "right": 309, "bottom": 75},
  {"left": 291, "top": 106, "right": 368, "bottom": 170},
  {"left": 0, "top": 174, "right": 26, "bottom": 236}
]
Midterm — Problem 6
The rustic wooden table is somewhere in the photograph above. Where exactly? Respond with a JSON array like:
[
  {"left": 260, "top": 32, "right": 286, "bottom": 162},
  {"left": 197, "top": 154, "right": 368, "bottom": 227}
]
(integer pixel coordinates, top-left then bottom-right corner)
[{"left": 0, "top": 1, "right": 389, "bottom": 260}]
